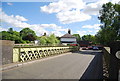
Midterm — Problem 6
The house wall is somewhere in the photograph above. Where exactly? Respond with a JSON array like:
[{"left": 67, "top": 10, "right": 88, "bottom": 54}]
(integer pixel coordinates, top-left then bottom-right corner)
[{"left": 61, "top": 38, "right": 76, "bottom": 42}]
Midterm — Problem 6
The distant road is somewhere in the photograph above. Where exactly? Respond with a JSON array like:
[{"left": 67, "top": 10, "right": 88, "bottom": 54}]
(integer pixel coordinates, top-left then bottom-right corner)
[{"left": 2, "top": 50, "right": 103, "bottom": 79}]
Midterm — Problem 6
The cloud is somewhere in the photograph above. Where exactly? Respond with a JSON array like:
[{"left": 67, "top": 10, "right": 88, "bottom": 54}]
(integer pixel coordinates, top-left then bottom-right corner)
[
  {"left": 77, "top": 23, "right": 102, "bottom": 36},
  {"left": 82, "top": 24, "right": 101, "bottom": 29},
  {"left": 0, "top": 27, "right": 7, "bottom": 31},
  {"left": 76, "top": 30, "right": 97, "bottom": 36},
  {"left": 14, "top": 15, "right": 28, "bottom": 21},
  {"left": 76, "top": 24, "right": 102, "bottom": 36},
  {"left": 82, "top": 0, "right": 98, "bottom": 3},
  {"left": 83, "top": 0, "right": 112, "bottom": 15},
  {"left": 83, "top": 2, "right": 101, "bottom": 15},
  {"left": 77, "top": 30, "right": 98, "bottom": 36},
  {"left": 30, "top": 24, "right": 67, "bottom": 36},
  {"left": 111, "top": 0, "right": 120, "bottom": 4},
  {"left": 41, "top": 0, "right": 90, "bottom": 24},
  {"left": 77, "top": 30, "right": 87, "bottom": 36},
  {"left": 7, "top": 2, "right": 13, "bottom": 6},
  {"left": 56, "top": 10, "right": 91, "bottom": 24},
  {"left": 40, "top": 0, "right": 120, "bottom": 24},
  {"left": 0, "top": 9, "right": 29, "bottom": 28},
  {"left": 83, "top": 0, "right": 120, "bottom": 15},
  {"left": 41, "top": 0, "right": 85, "bottom": 13},
  {"left": 0, "top": 8, "right": 67, "bottom": 36}
]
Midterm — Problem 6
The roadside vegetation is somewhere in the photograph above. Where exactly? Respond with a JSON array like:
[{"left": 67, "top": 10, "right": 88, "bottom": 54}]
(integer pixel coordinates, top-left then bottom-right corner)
[
  {"left": 96, "top": 2, "right": 120, "bottom": 46},
  {"left": 0, "top": 28, "right": 60, "bottom": 45}
]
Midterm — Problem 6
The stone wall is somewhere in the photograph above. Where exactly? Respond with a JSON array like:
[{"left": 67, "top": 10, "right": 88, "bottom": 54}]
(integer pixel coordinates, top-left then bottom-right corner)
[{"left": 0, "top": 40, "right": 14, "bottom": 65}]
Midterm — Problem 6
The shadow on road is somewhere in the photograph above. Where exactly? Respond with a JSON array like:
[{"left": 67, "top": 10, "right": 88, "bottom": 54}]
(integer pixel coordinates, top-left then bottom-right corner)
[
  {"left": 72, "top": 50, "right": 102, "bottom": 55},
  {"left": 78, "top": 50, "right": 103, "bottom": 80}
]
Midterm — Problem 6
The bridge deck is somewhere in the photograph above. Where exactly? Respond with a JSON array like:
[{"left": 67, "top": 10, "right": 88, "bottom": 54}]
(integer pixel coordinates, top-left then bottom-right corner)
[{"left": 2, "top": 50, "right": 103, "bottom": 80}]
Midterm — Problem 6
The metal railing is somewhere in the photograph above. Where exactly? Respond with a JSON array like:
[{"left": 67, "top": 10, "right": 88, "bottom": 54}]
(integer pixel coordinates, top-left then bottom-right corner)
[
  {"left": 13, "top": 46, "right": 77, "bottom": 63},
  {"left": 14, "top": 44, "right": 65, "bottom": 47}
]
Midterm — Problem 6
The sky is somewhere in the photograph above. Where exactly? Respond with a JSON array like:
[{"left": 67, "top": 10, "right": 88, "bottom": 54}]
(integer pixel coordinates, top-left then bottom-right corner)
[{"left": 0, "top": 0, "right": 120, "bottom": 37}]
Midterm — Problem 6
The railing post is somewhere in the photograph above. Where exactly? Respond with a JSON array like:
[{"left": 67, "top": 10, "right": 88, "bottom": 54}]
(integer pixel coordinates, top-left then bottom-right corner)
[{"left": 1, "top": 40, "right": 14, "bottom": 64}]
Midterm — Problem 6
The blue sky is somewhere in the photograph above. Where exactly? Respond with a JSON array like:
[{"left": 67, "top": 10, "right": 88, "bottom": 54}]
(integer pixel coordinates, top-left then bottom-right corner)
[{"left": 1, "top": 0, "right": 119, "bottom": 37}]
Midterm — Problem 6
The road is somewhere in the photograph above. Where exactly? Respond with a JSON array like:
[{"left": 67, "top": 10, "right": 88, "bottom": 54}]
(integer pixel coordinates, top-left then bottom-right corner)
[{"left": 2, "top": 50, "right": 103, "bottom": 80}]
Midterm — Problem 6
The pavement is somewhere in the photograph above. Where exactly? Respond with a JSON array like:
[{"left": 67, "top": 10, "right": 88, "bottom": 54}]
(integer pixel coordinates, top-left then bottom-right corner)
[
  {"left": 1, "top": 50, "right": 103, "bottom": 80},
  {"left": 0, "top": 52, "right": 72, "bottom": 71}
]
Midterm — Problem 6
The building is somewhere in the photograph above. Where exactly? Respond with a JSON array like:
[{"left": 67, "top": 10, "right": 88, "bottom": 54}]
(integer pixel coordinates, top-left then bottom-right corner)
[{"left": 60, "top": 29, "right": 77, "bottom": 45}]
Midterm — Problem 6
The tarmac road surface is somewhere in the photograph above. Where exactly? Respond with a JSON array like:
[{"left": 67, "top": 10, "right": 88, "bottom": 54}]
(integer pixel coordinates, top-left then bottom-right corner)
[{"left": 2, "top": 50, "right": 103, "bottom": 80}]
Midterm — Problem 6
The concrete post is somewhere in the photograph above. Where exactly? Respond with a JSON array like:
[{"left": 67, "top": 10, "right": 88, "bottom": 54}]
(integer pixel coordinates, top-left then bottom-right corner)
[{"left": 0, "top": 40, "right": 14, "bottom": 65}]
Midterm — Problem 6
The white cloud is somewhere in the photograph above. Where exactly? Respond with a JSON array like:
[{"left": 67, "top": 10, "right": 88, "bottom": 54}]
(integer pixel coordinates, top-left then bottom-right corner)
[
  {"left": 95, "top": 29, "right": 99, "bottom": 33},
  {"left": 77, "top": 29, "right": 98, "bottom": 36},
  {"left": 56, "top": 10, "right": 91, "bottom": 24},
  {"left": 111, "top": 0, "right": 120, "bottom": 4},
  {"left": 83, "top": 0, "right": 120, "bottom": 15},
  {"left": 14, "top": 15, "right": 28, "bottom": 21},
  {"left": 83, "top": 0, "right": 111, "bottom": 15},
  {"left": 83, "top": 2, "right": 101, "bottom": 15},
  {"left": 83, "top": 0, "right": 98, "bottom": 2},
  {"left": 7, "top": 2, "right": 13, "bottom": 6},
  {"left": 77, "top": 24, "right": 102, "bottom": 36},
  {"left": 51, "top": 31, "right": 64, "bottom": 36},
  {"left": 77, "top": 30, "right": 87, "bottom": 36},
  {"left": 41, "top": 0, "right": 85, "bottom": 13},
  {"left": 0, "top": 10, "right": 30, "bottom": 28},
  {"left": 87, "top": 30, "right": 93, "bottom": 33},
  {"left": 41, "top": 0, "right": 89, "bottom": 24},
  {"left": 40, "top": 0, "right": 120, "bottom": 24},
  {"left": 82, "top": 24, "right": 101, "bottom": 29},
  {"left": 30, "top": 24, "right": 67, "bottom": 36},
  {"left": 0, "top": 8, "right": 67, "bottom": 36},
  {"left": 0, "top": 27, "right": 7, "bottom": 31}
]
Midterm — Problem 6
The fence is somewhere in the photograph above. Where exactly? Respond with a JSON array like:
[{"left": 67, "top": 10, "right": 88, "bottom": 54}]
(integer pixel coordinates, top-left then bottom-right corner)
[
  {"left": 14, "top": 44, "right": 65, "bottom": 47},
  {"left": 1, "top": 40, "right": 79, "bottom": 65},
  {"left": 13, "top": 46, "right": 78, "bottom": 63}
]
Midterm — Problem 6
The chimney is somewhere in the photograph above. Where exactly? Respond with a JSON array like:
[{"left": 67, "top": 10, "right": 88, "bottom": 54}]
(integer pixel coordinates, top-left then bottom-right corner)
[
  {"left": 43, "top": 32, "right": 46, "bottom": 36},
  {"left": 68, "top": 29, "right": 71, "bottom": 34}
]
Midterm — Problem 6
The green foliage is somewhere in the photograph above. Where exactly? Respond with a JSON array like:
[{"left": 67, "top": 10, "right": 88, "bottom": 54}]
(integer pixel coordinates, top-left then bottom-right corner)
[
  {"left": 0, "top": 27, "right": 60, "bottom": 45},
  {"left": 47, "top": 34, "right": 56, "bottom": 44},
  {"left": 0, "top": 28, "right": 25, "bottom": 43},
  {"left": 96, "top": 2, "right": 120, "bottom": 46},
  {"left": 72, "top": 34, "right": 81, "bottom": 42},
  {"left": 38, "top": 34, "right": 60, "bottom": 45},
  {"left": 82, "top": 34, "right": 96, "bottom": 44},
  {"left": 38, "top": 36, "right": 48, "bottom": 45},
  {"left": 20, "top": 28, "right": 37, "bottom": 41}
]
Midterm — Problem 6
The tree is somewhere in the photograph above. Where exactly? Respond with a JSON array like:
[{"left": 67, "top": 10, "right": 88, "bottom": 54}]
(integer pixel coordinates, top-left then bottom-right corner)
[
  {"left": 47, "top": 34, "right": 60, "bottom": 45},
  {"left": 72, "top": 34, "right": 81, "bottom": 43},
  {"left": 82, "top": 35, "right": 96, "bottom": 44},
  {"left": 37, "top": 34, "right": 60, "bottom": 45},
  {"left": 38, "top": 36, "right": 48, "bottom": 45},
  {"left": 20, "top": 28, "right": 37, "bottom": 41},
  {"left": 0, "top": 28, "right": 25, "bottom": 43},
  {"left": 97, "top": 2, "right": 120, "bottom": 45},
  {"left": 8, "top": 28, "right": 13, "bottom": 34},
  {"left": 1, "top": 31, "right": 11, "bottom": 40}
]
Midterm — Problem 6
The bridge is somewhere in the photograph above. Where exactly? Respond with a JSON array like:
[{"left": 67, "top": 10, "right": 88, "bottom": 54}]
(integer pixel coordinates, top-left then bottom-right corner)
[
  {"left": 2, "top": 50, "right": 103, "bottom": 80},
  {"left": 1, "top": 40, "right": 120, "bottom": 81},
  {"left": 13, "top": 46, "right": 73, "bottom": 62}
]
